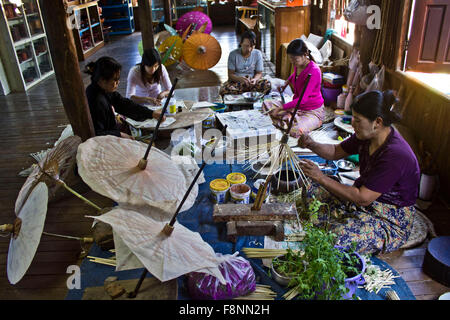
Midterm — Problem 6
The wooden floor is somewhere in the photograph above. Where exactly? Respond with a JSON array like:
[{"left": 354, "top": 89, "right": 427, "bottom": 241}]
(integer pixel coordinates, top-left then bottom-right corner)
[{"left": 0, "top": 26, "right": 448, "bottom": 300}]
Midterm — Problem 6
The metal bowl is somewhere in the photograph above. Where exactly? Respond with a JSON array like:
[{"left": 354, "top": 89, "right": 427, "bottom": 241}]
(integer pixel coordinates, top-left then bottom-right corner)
[
  {"left": 242, "top": 91, "right": 263, "bottom": 102},
  {"left": 336, "top": 160, "right": 356, "bottom": 172},
  {"left": 271, "top": 257, "right": 293, "bottom": 287}
]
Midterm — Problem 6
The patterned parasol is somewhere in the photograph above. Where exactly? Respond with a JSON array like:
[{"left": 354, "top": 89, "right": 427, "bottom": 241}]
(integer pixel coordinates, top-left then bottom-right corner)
[
  {"left": 158, "top": 35, "right": 183, "bottom": 67},
  {"left": 175, "top": 11, "right": 212, "bottom": 35}
]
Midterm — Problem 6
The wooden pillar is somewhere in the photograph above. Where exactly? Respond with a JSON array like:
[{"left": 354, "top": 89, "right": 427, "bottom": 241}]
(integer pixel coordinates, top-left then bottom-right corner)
[
  {"left": 163, "top": 0, "right": 173, "bottom": 26},
  {"left": 138, "top": 0, "right": 155, "bottom": 51},
  {"left": 38, "top": 0, "right": 95, "bottom": 142}
]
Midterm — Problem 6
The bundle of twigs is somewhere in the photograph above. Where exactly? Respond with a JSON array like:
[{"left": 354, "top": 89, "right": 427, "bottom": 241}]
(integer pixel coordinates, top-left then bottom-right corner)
[{"left": 234, "top": 285, "right": 277, "bottom": 300}]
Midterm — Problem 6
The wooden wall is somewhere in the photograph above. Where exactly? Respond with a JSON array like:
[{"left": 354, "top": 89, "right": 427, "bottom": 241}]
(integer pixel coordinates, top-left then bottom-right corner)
[{"left": 385, "top": 70, "right": 450, "bottom": 196}]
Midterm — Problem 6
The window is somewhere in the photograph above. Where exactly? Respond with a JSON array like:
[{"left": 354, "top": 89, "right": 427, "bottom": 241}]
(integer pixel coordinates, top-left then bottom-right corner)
[{"left": 332, "top": 16, "right": 356, "bottom": 45}]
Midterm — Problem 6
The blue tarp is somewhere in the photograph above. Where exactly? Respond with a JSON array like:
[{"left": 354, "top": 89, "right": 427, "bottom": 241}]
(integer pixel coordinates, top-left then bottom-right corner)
[{"left": 65, "top": 162, "right": 415, "bottom": 300}]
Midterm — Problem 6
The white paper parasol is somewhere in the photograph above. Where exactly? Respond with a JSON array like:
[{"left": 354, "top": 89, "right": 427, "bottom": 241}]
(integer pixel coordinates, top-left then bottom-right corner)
[
  {"left": 88, "top": 207, "right": 225, "bottom": 283},
  {"left": 15, "top": 136, "right": 82, "bottom": 214},
  {"left": 76, "top": 135, "right": 198, "bottom": 212},
  {"left": 7, "top": 182, "right": 48, "bottom": 284}
]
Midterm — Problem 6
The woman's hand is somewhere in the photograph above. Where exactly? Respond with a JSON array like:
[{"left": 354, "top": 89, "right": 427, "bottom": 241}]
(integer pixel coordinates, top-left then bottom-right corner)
[
  {"left": 152, "top": 109, "right": 166, "bottom": 122},
  {"left": 298, "top": 133, "right": 314, "bottom": 149},
  {"left": 157, "top": 91, "right": 169, "bottom": 100},
  {"left": 299, "top": 159, "right": 325, "bottom": 183},
  {"left": 146, "top": 97, "right": 161, "bottom": 106},
  {"left": 120, "top": 132, "right": 135, "bottom": 140}
]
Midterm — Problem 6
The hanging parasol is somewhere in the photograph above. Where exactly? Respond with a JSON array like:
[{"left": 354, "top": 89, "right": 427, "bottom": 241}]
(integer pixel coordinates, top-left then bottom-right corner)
[
  {"left": 5, "top": 182, "right": 48, "bottom": 284},
  {"left": 87, "top": 207, "right": 225, "bottom": 284},
  {"left": 15, "top": 136, "right": 82, "bottom": 214},
  {"left": 158, "top": 35, "right": 183, "bottom": 66},
  {"left": 175, "top": 11, "right": 212, "bottom": 35},
  {"left": 76, "top": 136, "right": 198, "bottom": 212},
  {"left": 182, "top": 33, "right": 222, "bottom": 70},
  {"left": 2, "top": 182, "right": 94, "bottom": 284}
]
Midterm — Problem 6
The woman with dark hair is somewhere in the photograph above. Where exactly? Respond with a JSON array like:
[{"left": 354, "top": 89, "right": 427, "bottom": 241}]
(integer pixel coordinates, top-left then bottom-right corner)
[
  {"left": 85, "top": 56, "right": 164, "bottom": 139},
  {"left": 126, "top": 48, "right": 172, "bottom": 105},
  {"left": 219, "top": 30, "right": 271, "bottom": 96},
  {"left": 264, "top": 38, "right": 324, "bottom": 137},
  {"left": 297, "top": 90, "right": 420, "bottom": 255}
]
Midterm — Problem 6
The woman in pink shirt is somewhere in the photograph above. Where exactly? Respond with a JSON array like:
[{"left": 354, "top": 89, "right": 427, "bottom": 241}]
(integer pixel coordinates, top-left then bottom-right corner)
[{"left": 264, "top": 39, "right": 325, "bottom": 137}]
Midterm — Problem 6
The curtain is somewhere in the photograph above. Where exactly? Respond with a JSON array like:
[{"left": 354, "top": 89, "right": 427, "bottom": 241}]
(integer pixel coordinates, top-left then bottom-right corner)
[{"left": 371, "top": 0, "right": 404, "bottom": 69}]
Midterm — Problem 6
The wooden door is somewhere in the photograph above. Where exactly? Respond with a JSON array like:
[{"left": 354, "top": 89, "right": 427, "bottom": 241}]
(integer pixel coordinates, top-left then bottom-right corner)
[{"left": 405, "top": 0, "right": 450, "bottom": 73}]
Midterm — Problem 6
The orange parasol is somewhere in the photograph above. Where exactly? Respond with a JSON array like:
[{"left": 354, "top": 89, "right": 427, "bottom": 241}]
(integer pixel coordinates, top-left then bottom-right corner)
[
  {"left": 158, "top": 35, "right": 183, "bottom": 67},
  {"left": 182, "top": 33, "right": 222, "bottom": 70}
]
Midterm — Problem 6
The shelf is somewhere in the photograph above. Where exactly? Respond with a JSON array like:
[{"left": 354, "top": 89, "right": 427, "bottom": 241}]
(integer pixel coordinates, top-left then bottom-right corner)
[
  {"left": 14, "top": 37, "right": 31, "bottom": 47},
  {"left": 19, "top": 56, "right": 33, "bottom": 64},
  {"left": 36, "top": 50, "right": 48, "bottom": 58},
  {"left": 102, "top": 4, "right": 129, "bottom": 9},
  {"left": 109, "top": 29, "right": 134, "bottom": 35}
]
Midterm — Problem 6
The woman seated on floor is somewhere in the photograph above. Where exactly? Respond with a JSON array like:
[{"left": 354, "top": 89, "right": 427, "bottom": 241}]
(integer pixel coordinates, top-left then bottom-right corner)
[
  {"left": 299, "top": 90, "right": 420, "bottom": 255},
  {"left": 219, "top": 31, "right": 271, "bottom": 97},
  {"left": 126, "top": 48, "right": 172, "bottom": 106},
  {"left": 264, "top": 38, "right": 324, "bottom": 138},
  {"left": 85, "top": 56, "right": 164, "bottom": 139}
]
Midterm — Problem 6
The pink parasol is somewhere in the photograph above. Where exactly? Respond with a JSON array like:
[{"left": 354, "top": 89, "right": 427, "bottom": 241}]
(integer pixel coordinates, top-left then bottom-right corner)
[{"left": 175, "top": 11, "right": 212, "bottom": 36}]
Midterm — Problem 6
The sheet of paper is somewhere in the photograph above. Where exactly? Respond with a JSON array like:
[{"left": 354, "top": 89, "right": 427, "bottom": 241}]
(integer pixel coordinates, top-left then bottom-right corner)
[{"left": 126, "top": 117, "right": 176, "bottom": 129}]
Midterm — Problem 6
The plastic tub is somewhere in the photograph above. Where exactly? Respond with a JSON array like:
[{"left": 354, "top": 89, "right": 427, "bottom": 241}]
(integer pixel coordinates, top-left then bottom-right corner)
[
  {"left": 211, "top": 103, "right": 227, "bottom": 113},
  {"left": 226, "top": 172, "right": 246, "bottom": 186},
  {"left": 229, "top": 184, "right": 251, "bottom": 204},
  {"left": 210, "top": 179, "right": 230, "bottom": 204}
]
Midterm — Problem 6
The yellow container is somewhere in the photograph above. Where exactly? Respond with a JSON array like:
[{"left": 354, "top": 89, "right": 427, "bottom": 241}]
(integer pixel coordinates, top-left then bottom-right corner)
[
  {"left": 210, "top": 179, "right": 230, "bottom": 204},
  {"left": 226, "top": 172, "right": 247, "bottom": 186}
]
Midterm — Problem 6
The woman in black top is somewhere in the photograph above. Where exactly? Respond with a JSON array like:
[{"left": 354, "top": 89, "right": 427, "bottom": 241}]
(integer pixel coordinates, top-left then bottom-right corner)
[{"left": 85, "top": 56, "right": 164, "bottom": 139}]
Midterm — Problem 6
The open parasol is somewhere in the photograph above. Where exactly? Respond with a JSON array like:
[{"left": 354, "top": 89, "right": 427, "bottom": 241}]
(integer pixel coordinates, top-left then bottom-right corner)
[
  {"left": 158, "top": 35, "right": 183, "bottom": 67},
  {"left": 76, "top": 136, "right": 198, "bottom": 212},
  {"left": 15, "top": 136, "right": 82, "bottom": 214},
  {"left": 175, "top": 11, "right": 212, "bottom": 35},
  {"left": 4, "top": 182, "right": 48, "bottom": 284},
  {"left": 182, "top": 33, "right": 222, "bottom": 70},
  {"left": 88, "top": 206, "right": 225, "bottom": 284}
]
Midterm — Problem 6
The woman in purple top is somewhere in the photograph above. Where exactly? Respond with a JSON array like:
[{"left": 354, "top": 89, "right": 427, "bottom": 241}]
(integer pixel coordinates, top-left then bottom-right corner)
[
  {"left": 298, "top": 90, "right": 420, "bottom": 255},
  {"left": 264, "top": 39, "right": 325, "bottom": 137}
]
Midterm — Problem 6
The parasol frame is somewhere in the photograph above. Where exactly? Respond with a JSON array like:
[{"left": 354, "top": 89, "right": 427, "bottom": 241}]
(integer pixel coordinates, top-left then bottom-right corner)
[{"left": 251, "top": 74, "right": 312, "bottom": 211}]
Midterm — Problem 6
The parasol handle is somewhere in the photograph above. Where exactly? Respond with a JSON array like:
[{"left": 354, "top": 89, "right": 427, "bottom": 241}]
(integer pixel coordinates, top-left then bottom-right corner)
[
  {"left": 162, "top": 125, "right": 228, "bottom": 236},
  {"left": 251, "top": 141, "right": 287, "bottom": 211},
  {"left": 140, "top": 78, "right": 179, "bottom": 169},
  {"left": 128, "top": 269, "right": 148, "bottom": 299},
  {"left": 285, "top": 74, "right": 312, "bottom": 136},
  {"left": 42, "top": 231, "right": 94, "bottom": 243}
]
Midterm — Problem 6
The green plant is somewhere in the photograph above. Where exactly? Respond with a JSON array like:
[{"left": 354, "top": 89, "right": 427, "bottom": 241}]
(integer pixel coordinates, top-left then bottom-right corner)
[{"left": 272, "top": 224, "right": 361, "bottom": 300}]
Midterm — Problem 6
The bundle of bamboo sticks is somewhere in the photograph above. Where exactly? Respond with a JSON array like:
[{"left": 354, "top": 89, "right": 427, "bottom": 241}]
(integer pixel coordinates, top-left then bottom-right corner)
[
  {"left": 241, "top": 248, "right": 304, "bottom": 259},
  {"left": 234, "top": 285, "right": 277, "bottom": 300},
  {"left": 88, "top": 252, "right": 117, "bottom": 267}
]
